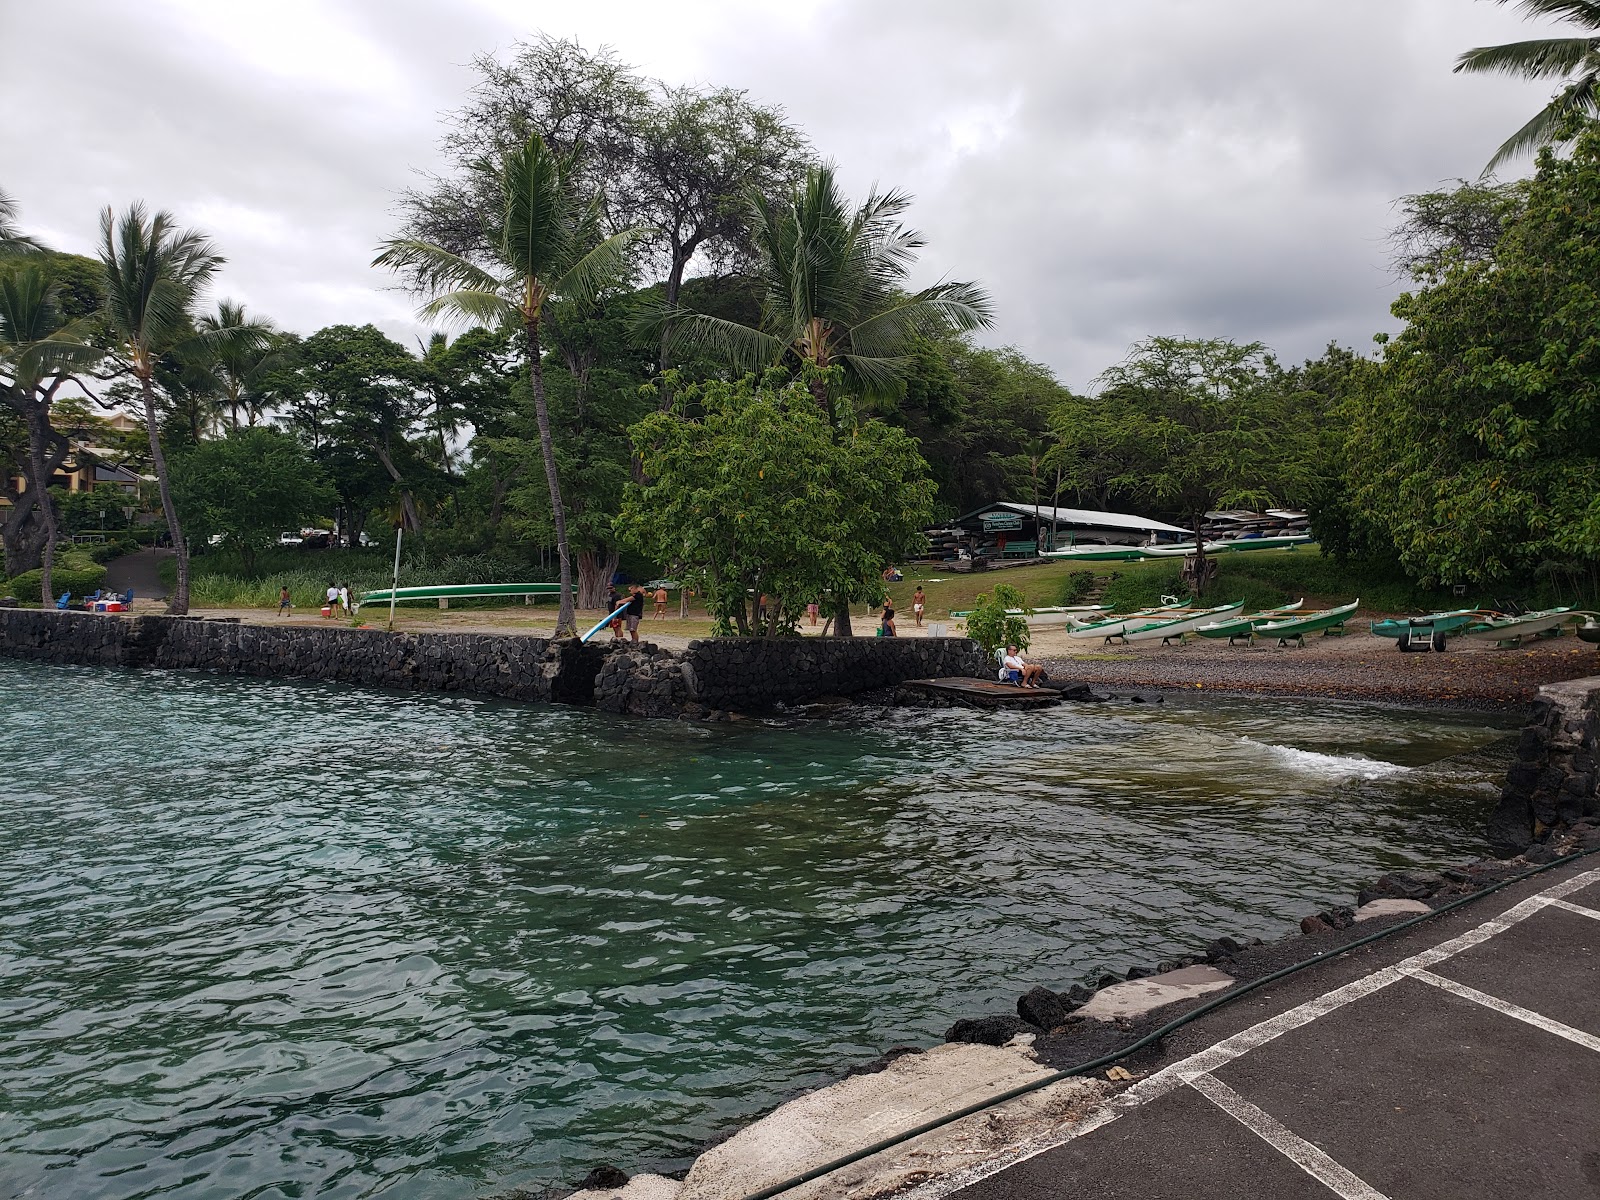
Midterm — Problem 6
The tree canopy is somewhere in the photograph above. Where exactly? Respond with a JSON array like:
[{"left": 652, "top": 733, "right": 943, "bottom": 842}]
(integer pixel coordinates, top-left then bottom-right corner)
[{"left": 616, "top": 372, "right": 936, "bottom": 634}]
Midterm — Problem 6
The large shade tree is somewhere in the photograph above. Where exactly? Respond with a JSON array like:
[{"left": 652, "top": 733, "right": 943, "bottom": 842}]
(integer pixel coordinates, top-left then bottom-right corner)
[
  {"left": 1456, "top": 0, "right": 1600, "bottom": 172},
  {"left": 98, "top": 203, "right": 238, "bottom": 614},
  {"left": 0, "top": 265, "right": 103, "bottom": 601},
  {"left": 375, "top": 134, "right": 645, "bottom": 636},
  {"left": 398, "top": 36, "right": 811, "bottom": 370}
]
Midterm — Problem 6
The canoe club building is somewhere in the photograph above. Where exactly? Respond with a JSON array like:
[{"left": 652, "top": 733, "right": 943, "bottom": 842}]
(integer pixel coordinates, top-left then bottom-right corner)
[{"left": 926, "top": 502, "right": 1191, "bottom": 561}]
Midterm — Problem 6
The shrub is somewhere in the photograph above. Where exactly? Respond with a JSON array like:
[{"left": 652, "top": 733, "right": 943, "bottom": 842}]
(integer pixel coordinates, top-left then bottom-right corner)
[
  {"left": 965, "top": 583, "right": 1032, "bottom": 655},
  {"left": 7, "top": 562, "right": 108, "bottom": 604},
  {"left": 1059, "top": 570, "right": 1097, "bottom": 605}
]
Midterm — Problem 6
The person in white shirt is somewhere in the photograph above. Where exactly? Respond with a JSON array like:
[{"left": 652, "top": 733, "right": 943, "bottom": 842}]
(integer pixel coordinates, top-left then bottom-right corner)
[{"left": 1001, "top": 647, "right": 1025, "bottom": 685}]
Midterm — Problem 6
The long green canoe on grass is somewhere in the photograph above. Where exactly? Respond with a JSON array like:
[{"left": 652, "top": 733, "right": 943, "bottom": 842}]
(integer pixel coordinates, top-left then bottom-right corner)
[{"left": 358, "top": 583, "right": 563, "bottom": 606}]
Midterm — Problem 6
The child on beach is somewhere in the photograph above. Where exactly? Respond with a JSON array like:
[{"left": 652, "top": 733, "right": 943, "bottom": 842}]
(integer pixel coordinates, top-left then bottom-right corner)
[{"left": 278, "top": 586, "right": 293, "bottom": 615}]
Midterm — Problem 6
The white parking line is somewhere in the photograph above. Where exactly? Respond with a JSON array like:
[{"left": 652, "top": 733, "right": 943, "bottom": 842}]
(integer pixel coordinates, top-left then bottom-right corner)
[
  {"left": 1188, "top": 1073, "right": 1391, "bottom": 1200},
  {"left": 901, "top": 865, "right": 1600, "bottom": 1200},
  {"left": 1405, "top": 968, "right": 1600, "bottom": 1054},
  {"left": 1549, "top": 897, "right": 1600, "bottom": 923}
]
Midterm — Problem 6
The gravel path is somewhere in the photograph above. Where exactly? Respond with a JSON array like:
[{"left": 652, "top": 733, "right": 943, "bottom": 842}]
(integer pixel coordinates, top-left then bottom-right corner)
[{"left": 1037, "top": 629, "right": 1599, "bottom": 708}]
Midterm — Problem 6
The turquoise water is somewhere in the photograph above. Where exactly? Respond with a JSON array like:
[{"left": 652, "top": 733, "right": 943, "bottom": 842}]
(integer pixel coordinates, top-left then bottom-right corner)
[{"left": 0, "top": 659, "right": 1512, "bottom": 1198}]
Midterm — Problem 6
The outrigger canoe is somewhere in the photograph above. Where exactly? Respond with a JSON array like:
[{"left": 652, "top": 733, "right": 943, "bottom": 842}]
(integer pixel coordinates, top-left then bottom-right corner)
[
  {"left": 1066, "top": 601, "right": 1189, "bottom": 640},
  {"left": 1459, "top": 607, "right": 1581, "bottom": 646},
  {"left": 1369, "top": 608, "right": 1480, "bottom": 651},
  {"left": 1194, "top": 599, "right": 1306, "bottom": 642},
  {"left": 1122, "top": 600, "right": 1247, "bottom": 643},
  {"left": 1041, "top": 545, "right": 1149, "bottom": 562},
  {"left": 1255, "top": 599, "right": 1360, "bottom": 646}
]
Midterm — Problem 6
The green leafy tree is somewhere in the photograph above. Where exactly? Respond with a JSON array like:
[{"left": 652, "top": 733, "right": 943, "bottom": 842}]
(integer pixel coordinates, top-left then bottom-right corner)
[
  {"left": 1455, "top": 0, "right": 1600, "bottom": 172},
  {"left": 98, "top": 203, "right": 241, "bottom": 614},
  {"left": 1061, "top": 337, "right": 1315, "bottom": 595},
  {"left": 172, "top": 427, "right": 335, "bottom": 572},
  {"left": 193, "top": 300, "right": 282, "bottom": 429},
  {"left": 964, "top": 583, "right": 1032, "bottom": 656},
  {"left": 1351, "top": 126, "right": 1600, "bottom": 585},
  {"left": 0, "top": 262, "right": 103, "bottom": 600},
  {"left": 616, "top": 371, "right": 937, "bottom": 635},
  {"left": 375, "top": 134, "right": 646, "bottom": 636}
]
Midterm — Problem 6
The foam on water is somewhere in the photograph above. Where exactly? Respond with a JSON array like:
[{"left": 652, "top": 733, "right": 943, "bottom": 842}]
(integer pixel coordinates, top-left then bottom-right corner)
[{"left": 1240, "top": 737, "right": 1413, "bottom": 779}]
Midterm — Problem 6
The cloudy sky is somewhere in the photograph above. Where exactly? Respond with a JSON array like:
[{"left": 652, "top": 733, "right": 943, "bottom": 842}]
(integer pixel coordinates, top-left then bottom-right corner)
[{"left": 3, "top": 0, "right": 1560, "bottom": 390}]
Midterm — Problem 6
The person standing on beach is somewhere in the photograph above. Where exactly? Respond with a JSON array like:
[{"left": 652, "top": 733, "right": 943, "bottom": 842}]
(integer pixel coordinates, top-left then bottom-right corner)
[
  {"left": 912, "top": 586, "right": 925, "bottom": 628},
  {"left": 625, "top": 585, "right": 646, "bottom": 643},
  {"left": 325, "top": 583, "right": 339, "bottom": 618},
  {"left": 806, "top": 599, "right": 820, "bottom": 627},
  {"left": 278, "top": 586, "right": 293, "bottom": 616},
  {"left": 607, "top": 584, "right": 625, "bottom": 640},
  {"left": 653, "top": 585, "right": 668, "bottom": 618},
  {"left": 880, "top": 597, "right": 896, "bottom": 637},
  {"left": 338, "top": 584, "right": 351, "bottom": 614}
]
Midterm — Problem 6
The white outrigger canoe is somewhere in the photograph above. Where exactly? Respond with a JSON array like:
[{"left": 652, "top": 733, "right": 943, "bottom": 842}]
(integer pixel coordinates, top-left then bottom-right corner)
[
  {"left": 1066, "top": 601, "right": 1189, "bottom": 640},
  {"left": 1122, "top": 600, "right": 1247, "bottom": 643},
  {"left": 1459, "top": 607, "right": 1584, "bottom": 645}
]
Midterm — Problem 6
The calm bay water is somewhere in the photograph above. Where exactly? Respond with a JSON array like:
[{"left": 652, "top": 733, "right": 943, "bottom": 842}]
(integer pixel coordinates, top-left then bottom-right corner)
[{"left": 0, "top": 658, "right": 1513, "bottom": 1198}]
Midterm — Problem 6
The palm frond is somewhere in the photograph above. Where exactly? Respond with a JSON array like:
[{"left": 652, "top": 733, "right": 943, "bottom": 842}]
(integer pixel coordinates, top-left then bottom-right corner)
[
  {"left": 0, "top": 187, "right": 42, "bottom": 256},
  {"left": 837, "top": 350, "right": 915, "bottom": 399},
  {"left": 666, "top": 312, "right": 786, "bottom": 373},
  {"left": 551, "top": 226, "right": 649, "bottom": 306},
  {"left": 847, "top": 281, "right": 996, "bottom": 357},
  {"left": 1504, "top": 1, "right": 1600, "bottom": 27},
  {"left": 373, "top": 238, "right": 506, "bottom": 297},
  {"left": 1455, "top": 37, "right": 1599, "bottom": 78},
  {"left": 419, "top": 288, "right": 520, "bottom": 330},
  {"left": 1483, "top": 76, "right": 1600, "bottom": 172}
]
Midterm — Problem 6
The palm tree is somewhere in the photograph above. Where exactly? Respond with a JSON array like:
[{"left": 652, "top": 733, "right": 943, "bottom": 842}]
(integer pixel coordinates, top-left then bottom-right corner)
[
  {"left": 194, "top": 300, "right": 280, "bottom": 429},
  {"left": 0, "top": 188, "right": 41, "bottom": 257},
  {"left": 663, "top": 164, "right": 993, "bottom": 633},
  {"left": 662, "top": 165, "right": 994, "bottom": 425},
  {"left": 374, "top": 134, "right": 645, "bottom": 637},
  {"left": 0, "top": 265, "right": 103, "bottom": 605},
  {"left": 98, "top": 203, "right": 227, "bottom": 615},
  {"left": 1456, "top": 0, "right": 1600, "bottom": 173}
]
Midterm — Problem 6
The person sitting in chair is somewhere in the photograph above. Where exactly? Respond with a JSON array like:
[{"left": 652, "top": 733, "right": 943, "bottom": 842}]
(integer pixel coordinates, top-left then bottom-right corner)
[{"left": 1002, "top": 645, "right": 1047, "bottom": 688}]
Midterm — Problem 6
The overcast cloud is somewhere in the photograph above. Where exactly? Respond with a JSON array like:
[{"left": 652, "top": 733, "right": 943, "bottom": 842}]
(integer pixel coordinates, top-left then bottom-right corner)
[{"left": 1, "top": 0, "right": 1561, "bottom": 389}]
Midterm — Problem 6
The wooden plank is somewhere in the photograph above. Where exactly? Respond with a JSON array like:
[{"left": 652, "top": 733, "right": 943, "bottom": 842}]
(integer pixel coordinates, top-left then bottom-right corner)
[{"left": 901, "top": 677, "right": 1062, "bottom": 708}]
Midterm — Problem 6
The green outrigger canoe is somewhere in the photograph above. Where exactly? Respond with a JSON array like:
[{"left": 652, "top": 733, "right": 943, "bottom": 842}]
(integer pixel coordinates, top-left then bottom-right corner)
[
  {"left": 358, "top": 582, "right": 562, "bottom": 607},
  {"left": 1254, "top": 599, "right": 1360, "bottom": 647},
  {"left": 1369, "top": 607, "right": 1480, "bottom": 652},
  {"left": 1194, "top": 599, "right": 1305, "bottom": 643}
]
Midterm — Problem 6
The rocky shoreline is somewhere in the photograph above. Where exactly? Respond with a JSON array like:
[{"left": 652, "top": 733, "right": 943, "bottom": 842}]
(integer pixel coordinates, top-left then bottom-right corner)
[{"left": 1038, "top": 633, "right": 1600, "bottom": 708}]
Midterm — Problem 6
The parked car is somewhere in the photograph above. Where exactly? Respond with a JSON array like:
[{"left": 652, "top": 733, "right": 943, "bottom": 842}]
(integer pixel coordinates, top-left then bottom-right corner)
[{"left": 277, "top": 531, "right": 302, "bottom": 547}]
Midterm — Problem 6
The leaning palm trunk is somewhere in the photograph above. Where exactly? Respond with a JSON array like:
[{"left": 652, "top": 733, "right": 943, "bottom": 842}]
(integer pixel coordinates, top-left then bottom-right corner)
[
  {"left": 140, "top": 376, "right": 189, "bottom": 614},
  {"left": 525, "top": 320, "right": 576, "bottom": 636},
  {"left": 26, "top": 412, "right": 58, "bottom": 607}
]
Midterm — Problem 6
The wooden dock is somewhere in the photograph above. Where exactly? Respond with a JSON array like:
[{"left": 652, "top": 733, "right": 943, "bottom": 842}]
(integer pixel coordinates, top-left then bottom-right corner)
[{"left": 898, "top": 677, "right": 1064, "bottom": 709}]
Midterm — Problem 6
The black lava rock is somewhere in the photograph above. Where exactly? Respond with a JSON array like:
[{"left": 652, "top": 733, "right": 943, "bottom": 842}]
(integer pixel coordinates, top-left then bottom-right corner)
[
  {"left": 1017, "top": 985, "right": 1069, "bottom": 1029},
  {"left": 945, "top": 1014, "right": 1037, "bottom": 1046},
  {"left": 580, "top": 1164, "right": 630, "bottom": 1190},
  {"left": 1357, "top": 869, "right": 1447, "bottom": 906}
]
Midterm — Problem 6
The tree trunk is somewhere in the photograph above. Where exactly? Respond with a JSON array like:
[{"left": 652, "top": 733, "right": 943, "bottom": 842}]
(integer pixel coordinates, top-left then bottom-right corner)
[
  {"left": 577, "top": 547, "right": 620, "bottom": 610},
  {"left": 834, "top": 596, "right": 853, "bottom": 638},
  {"left": 26, "top": 410, "right": 60, "bottom": 608},
  {"left": 368, "top": 439, "right": 423, "bottom": 531},
  {"left": 2, "top": 493, "right": 48, "bottom": 579},
  {"left": 525, "top": 319, "right": 577, "bottom": 637},
  {"left": 140, "top": 375, "right": 189, "bottom": 614}
]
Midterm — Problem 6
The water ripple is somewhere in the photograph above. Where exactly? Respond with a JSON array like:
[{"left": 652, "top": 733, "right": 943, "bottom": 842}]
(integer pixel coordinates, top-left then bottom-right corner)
[{"left": 0, "top": 660, "right": 1508, "bottom": 1197}]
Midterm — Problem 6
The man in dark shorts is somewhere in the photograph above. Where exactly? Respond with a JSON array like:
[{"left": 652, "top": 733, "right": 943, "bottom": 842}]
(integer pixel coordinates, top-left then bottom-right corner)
[{"left": 625, "top": 585, "right": 646, "bottom": 643}]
